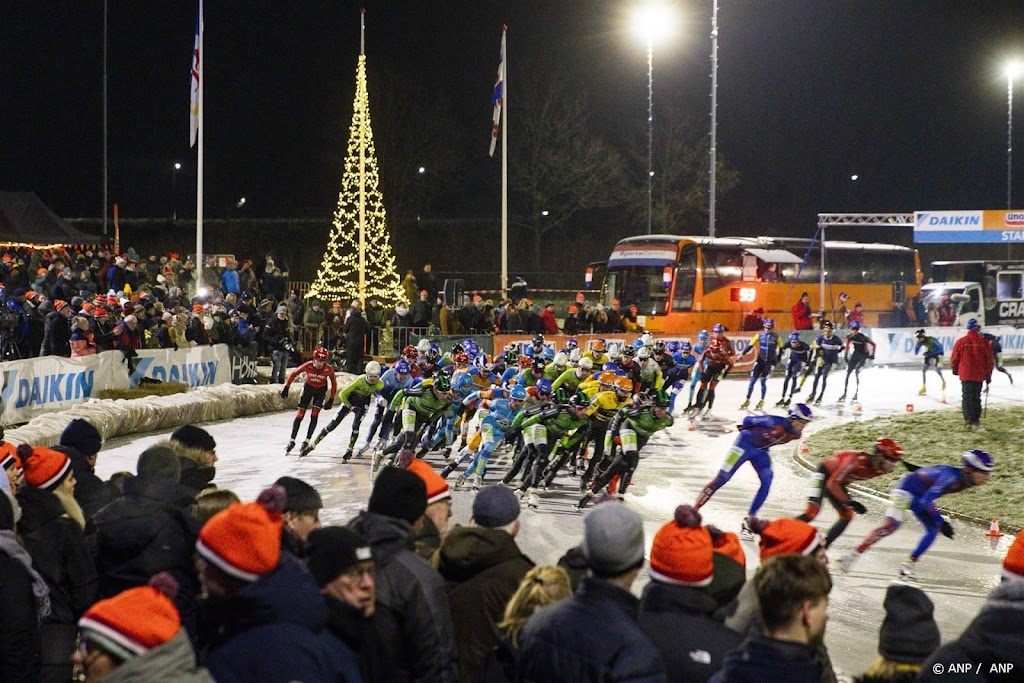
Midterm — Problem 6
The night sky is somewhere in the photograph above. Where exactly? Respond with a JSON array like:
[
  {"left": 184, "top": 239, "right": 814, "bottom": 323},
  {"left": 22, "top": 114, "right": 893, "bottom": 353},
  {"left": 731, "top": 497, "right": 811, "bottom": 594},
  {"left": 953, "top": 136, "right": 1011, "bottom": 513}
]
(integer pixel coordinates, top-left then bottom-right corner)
[{"left": 4, "top": 1, "right": 1024, "bottom": 260}]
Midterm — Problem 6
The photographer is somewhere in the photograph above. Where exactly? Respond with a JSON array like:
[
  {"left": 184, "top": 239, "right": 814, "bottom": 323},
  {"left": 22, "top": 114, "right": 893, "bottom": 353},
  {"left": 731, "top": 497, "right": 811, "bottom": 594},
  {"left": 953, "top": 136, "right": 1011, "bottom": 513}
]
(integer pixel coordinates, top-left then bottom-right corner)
[
  {"left": 113, "top": 314, "right": 142, "bottom": 372},
  {"left": 2, "top": 288, "right": 31, "bottom": 359},
  {"left": 265, "top": 304, "right": 295, "bottom": 384}
]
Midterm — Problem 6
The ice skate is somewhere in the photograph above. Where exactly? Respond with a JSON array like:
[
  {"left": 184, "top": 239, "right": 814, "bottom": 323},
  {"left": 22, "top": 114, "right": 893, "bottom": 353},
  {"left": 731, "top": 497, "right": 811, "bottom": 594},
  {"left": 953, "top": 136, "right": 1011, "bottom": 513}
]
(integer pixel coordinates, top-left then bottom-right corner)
[
  {"left": 851, "top": 393, "right": 858, "bottom": 402},
  {"left": 941, "top": 379, "right": 946, "bottom": 390},
  {"left": 342, "top": 449, "right": 353, "bottom": 462},
  {"left": 739, "top": 398, "right": 750, "bottom": 409},
  {"left": 683, "top": 402, "right": 694, "bottom": 413},
  {"left": 298, "top": 440, "right": 312, "bottom": 457},
  {"left": 813, "top": 397, "right": 823, "bottom": 406},
  {"left": 837, "top": 393, "right": 846, "bottom": 402},
  {"left": 356, "top": 442, "right": 373, "bottom": 457},
  {"left": 454, "top": 474, "right": 466, "bottom": 489},
  {"left": 740, "top": 518, "right": 755, "bottom": 541},
  {"left": 774, "top": 398, "right": 786, "bottom": 407},
  {"left": 441, "top": 462, "right": 457, "bottom": 479},
  {"left": 285, "top": 439, "right": 296, "bottom": 455},
  {"left": 575, "top": 491, "right": 595, "bottom": 511},
  {"left": 755, "top": 399, "right": 764, "bottom": 410},
  {"left": 838, "top": 552, "right": 860, "bottom": 573},
  {"left": 441, "top": 446, "right": 451, "bottom": 459},
  {"left": 470, "top": 476, "right": 481, "bottom": 490},
  {"left": 898, "top": 562, "right": 915, "bottom": 578},
  {"left": 527, "top": 493, "right": 540, "bottom": 509},
  {"left": 917, "top": 385, "right": 926, "bottom": 395}
]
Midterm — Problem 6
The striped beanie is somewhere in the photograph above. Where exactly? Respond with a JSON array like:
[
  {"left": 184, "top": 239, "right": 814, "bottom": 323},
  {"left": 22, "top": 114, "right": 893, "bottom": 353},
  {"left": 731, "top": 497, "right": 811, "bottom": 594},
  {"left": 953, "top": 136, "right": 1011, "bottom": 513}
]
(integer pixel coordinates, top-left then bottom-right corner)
[
  {"left": 196, "top": 486, "right": 285, "bottom": 582},
  {"left": 78, "top": 573, "right": 180, "bottom": 660},
  {"left": 19, "top": 444, "right": 72, "bottom": 491},
  {"left": 649, "top": 505, "right": 714, "bottom": 586},
  {"left": 406, "top": 458, "right": 451, "bottom": 505},
  {"left": 752, "top": 517, "right": 824, "bottom": 560}
]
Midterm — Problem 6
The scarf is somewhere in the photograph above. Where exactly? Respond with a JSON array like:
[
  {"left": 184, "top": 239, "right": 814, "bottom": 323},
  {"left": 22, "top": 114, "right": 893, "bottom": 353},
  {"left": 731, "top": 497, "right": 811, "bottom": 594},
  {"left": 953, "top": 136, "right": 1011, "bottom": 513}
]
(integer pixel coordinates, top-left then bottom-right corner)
[{"left": 0, "top": 530, "right": 51, "bottom": 622}]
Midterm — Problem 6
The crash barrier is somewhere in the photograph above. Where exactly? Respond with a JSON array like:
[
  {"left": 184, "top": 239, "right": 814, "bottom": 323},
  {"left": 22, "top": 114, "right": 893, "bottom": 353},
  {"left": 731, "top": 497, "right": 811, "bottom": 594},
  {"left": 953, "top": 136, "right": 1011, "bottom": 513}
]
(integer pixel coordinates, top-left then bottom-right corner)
[
  {"left": 410, "top": 333, "right": 495, "bottom": 358},
  {"left": 0, "top": 344, "right": 271, "bottom": 426}
]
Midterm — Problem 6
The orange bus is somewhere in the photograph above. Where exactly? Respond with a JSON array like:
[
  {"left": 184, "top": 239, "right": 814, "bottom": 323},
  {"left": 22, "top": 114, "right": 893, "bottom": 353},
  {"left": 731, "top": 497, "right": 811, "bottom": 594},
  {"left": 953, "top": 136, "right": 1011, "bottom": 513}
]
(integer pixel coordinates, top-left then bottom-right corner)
[{"left": 586, "top": 235, "right": 922, "bottom": 334}]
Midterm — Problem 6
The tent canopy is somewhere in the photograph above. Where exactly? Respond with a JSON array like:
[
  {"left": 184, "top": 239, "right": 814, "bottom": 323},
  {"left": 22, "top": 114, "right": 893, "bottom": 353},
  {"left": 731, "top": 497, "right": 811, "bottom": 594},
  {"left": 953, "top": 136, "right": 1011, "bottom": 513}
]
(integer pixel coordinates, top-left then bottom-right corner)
[{"left": 0, "top": 192, "right": 108, "bottom": 248}]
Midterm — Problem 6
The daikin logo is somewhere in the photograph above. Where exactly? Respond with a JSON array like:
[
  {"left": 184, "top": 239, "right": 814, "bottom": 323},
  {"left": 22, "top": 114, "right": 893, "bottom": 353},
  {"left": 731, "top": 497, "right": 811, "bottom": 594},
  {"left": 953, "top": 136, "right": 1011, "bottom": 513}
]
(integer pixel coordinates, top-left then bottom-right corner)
[
  {"left": 1005, "top": 212, "right": 1024, "bottom": 225},
  {"left": 926, "top": 215, "right": 980, "bottom": 226}
]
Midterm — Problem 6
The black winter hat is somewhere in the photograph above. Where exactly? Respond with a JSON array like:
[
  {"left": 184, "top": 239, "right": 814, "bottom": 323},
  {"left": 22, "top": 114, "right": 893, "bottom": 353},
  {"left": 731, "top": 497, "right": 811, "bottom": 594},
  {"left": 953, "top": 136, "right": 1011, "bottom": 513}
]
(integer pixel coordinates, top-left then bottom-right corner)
[
  {"left": 368, "top": 467, "right": 426, "bottom": 524},
  {"left": 61, "top": 419, "right": 103, "bottom": 457},
  {"left": 137, "top": 445, "right": 182, "bottom": 483},
  {"left": 878, "top": 583, "right": 941, "bottom": 663},
  {"left": 170, "top": 425, "right": 216, "bottom": 452},
  {"left": 306, "top": 526, "right": 373, "bottom": 587},
  {"left": 274, "top": 476, "right": 323, "bottom": 512}
]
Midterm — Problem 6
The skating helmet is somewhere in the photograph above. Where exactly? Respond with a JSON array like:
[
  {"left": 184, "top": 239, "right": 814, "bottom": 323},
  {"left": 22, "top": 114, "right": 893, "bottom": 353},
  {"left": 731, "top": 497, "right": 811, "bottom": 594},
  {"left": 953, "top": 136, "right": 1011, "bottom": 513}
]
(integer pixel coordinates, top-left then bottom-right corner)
[
  {"left": 637, "top": 346, "right": 652, "bottom": 360},
  {"left": 394, "top": 359, "right": 412, "bottom": 375},
  {"left": 456, "top": 373, "right": 474, "bottom": 392},
  {"left": 503, "top": 343, "right": 518, "bottom": 353},
  {"left": 312, "top": 346, "right": 329, "bottom": 362},
  {"left": 519, "top": 356, "right": 534, "bottom": 369},
  {"left": 509, "top": 385, "right": 528, "bottom": 402},
  {"left": 542, "top": 346, "right": 555, "bottom": 360},
  {"left": 569, "top": 348, "right": 583, "bottom": 364},
  {"left": 553, "top": 352, "right": 569, "bottom": 369},
  {"left": 532, "top": 333, "right": 545, "bottom": 346},
  {"left": 416, "top": 339, "right": 432, "bottom": 353},
  {"left": 504, "top": 351, "right": 519, "bottom": 365},
  {"left": 452, "top": 352, "right": 470, "bottom": 365},
  {"left": 653, "top": 389, "right": 671, "bottom": 408},
  {"left": 631, "top": 338, "right": 645, "bottom": 350},
  {"left": 578, "top": 357, "right": 594, "bottom": 371},
  {"left": 823, "top": 321, "right": 835, "bottom": 331},
  {"left": 914, "top": 329, "right": 926, "bottom": 339},
  {"left": 462, "top": 337, "right": 475, "bottom": 349},
  {"left": 966, "top": 318, "right": 979, "bottom": 330},
  {"left": 874, "top": 438, "right": 904, "bottom": 461},
  {"left": 607, "top": 346, "right": 621, "bottom": 361},
  {"left": 403, "top": 344, "right": 418, "bottom": 358},
  {"left": 598, "top": 370, "right": 618, "bottom": 387},
  {"left": 640, "top": 332, "right": 655, "bottom": 347},
  {"left": 565, "top": 337, "right": 579, "bottom": 350},
  {"left": 535, "top": 378, "right": 553, "bottom": 397},
  {"left": 364, "top": 361, "right": 382, "bottom": 381},
  {"left": 679, "top": 341, "right": 692, "bottom": 353},
  {"left": 788, "top": 332, "right": 801, "bottom": 343},
  {"left": 621, "top": 346, "right": 637, "bottom": 359},
  {"left": 570, "top": 391, "right": 590, "bottom": 409},
  {"left": 654, "top": 340, "right": 668, "bottom": 355},
  {"left": 429, "top": 342, "right": 440, "bottom": 352},
  {"left": 450, "top": 342, "right": 465, "bottom": 355},
  {"left": 464, "top": 340, "right": 480, "bottom": 357},
  {"left": 712, "top": 323, "right": 725, "bottom": 334},
  {"left": 591, "top": 338, "right": 607, "bottom": 352},
  {"left": 531, "top": 357, "right": 548, "bottom": 374},
  {"left": 614, "top": 375, "right": 634, "bottom": 395},
  {"left": 788, "top": 403, "right": 814, "bottom": 422},
  {"left": 849, "top": 321, "right": 861, "bottom": 331},
  {"left": 962, "top": 449, "right": 995, "bottom": 472},
  {"left": 432, "top": 374, "right": 452, "bottom": 393},
  {"left": 763, "top": 318, "right": 775, "bottom": 329},
  {"left": 425, "top": 347, "right": 441, "bottom": 364},
  {"left": 698, "top": 330, "right": 710, "bottom": 342},
  {"left": 602, "top": 362, "right": 619, "bottom": 373}
]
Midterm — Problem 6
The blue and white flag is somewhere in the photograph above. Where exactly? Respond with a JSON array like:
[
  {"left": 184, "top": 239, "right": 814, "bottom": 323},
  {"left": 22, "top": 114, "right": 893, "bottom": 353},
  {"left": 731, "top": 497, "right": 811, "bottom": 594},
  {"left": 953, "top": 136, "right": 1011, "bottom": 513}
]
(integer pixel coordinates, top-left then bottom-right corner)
[{"left": 488, "top": 29, "right": 505, "bottom": 157}]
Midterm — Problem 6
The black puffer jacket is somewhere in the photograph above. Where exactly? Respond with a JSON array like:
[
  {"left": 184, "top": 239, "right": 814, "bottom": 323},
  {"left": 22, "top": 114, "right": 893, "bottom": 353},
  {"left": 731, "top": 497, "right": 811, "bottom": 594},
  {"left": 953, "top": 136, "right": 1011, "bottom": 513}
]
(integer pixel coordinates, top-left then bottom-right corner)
[
  {"left": 435, "top": 525, "right": 534, "bottom": 683},
  {"left": 62, "top": 446, "right": 119, "bottom": 523},
  {"left": 518, "top": 576, "right": 666, "bottom": 682},
  {"left": 348, "top": 511, "right": 457, "bottom": 683},
  {"left": 639, "top": 580, "right": 744, "bottom": 683},
  {"left": 92, "top": 476, "right": 200, "bottom": 639}
]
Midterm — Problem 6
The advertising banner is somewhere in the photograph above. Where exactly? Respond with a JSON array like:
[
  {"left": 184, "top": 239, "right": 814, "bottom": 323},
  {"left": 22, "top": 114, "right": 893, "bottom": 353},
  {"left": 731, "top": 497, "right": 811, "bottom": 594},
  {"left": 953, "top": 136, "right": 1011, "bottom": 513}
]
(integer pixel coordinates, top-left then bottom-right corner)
[
  {"left": 229, "top": 344, "right": 261, "bottom": 385},
  {"left": 870, "top": 326, "right": 1024, "bottom": 364},
  {"left": 0, "top": 352, "right": 127, "bottom": 425},
  {"left": 129, "top": 345, "right": 231, "bottom": 389},
  {"left": 914, "top": 210, "right": 1024, "bottom": 243}
]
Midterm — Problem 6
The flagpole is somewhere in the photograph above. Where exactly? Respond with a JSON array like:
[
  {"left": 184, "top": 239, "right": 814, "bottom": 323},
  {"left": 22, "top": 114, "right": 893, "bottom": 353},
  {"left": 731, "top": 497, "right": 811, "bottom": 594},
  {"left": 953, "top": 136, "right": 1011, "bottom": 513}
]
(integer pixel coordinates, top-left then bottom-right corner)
[
  {"left": 195, "top": 0, "right": 204, "bottom": 293},
  {"left": 500, "top": 26, "right": 508, "bottom": 298},
  {"left": 358, "top": 9, "right": 366, "bottom": 306}
]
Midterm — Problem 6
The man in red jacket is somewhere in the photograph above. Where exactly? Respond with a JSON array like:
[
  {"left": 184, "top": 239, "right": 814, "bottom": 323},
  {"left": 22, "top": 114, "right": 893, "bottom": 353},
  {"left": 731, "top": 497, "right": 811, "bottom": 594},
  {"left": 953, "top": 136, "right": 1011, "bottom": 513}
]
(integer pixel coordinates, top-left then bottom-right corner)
[
  {"left": 950, "top": 319, "right": 995, "bottom": 430},
  {"left": 791, "top": 292, "right": 814, "bottom": 330},
  {"left": 539, "top": 302, "right": 560, "bottom": 335}
]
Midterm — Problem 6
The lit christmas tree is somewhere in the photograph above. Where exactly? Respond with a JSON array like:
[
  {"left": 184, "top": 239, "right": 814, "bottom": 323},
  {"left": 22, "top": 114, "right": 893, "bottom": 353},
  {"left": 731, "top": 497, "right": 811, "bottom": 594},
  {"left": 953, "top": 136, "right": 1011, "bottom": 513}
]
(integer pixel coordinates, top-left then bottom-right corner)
[{"left": 307, "top": 12, "right": 404, "bottom": 306}]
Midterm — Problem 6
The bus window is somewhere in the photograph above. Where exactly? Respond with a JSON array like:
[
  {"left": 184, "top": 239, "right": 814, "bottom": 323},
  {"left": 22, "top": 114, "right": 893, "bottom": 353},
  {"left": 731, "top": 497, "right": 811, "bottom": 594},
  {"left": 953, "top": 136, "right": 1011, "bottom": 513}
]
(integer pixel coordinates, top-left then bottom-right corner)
[
  {"left": 997, "top": 272, "right": 1023, "bottom": 300},
  {"left": 609, "top": 266, "right": 669, "bottom": 314},
  {"left": 701, "top": 247, "right": 744, "bottom": 293},
  {"left": 673, "top": 245, "right": 697, "bottom": 311}
]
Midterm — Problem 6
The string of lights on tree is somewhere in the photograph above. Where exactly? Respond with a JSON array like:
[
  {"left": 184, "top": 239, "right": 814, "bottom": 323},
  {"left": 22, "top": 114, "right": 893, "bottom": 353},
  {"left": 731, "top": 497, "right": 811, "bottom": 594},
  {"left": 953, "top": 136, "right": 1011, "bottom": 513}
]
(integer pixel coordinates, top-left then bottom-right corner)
[{"left": 306, "top": 52, "right": 404, "bottom": 305}]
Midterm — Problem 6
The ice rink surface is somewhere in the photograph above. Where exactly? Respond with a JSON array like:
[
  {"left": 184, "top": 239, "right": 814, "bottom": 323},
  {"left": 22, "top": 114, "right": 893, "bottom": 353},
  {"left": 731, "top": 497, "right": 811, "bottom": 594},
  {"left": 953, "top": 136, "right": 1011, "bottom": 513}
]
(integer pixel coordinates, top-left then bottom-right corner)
[{"left": 95, "top": 364, "right": 1022, "bottom": 678}]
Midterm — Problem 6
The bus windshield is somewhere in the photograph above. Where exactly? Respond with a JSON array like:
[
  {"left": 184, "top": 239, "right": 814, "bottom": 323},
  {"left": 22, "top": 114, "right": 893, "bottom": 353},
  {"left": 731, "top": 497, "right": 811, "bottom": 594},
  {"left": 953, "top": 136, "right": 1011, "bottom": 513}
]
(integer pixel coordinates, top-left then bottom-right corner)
[{"left": 604, "top": 267, "right": 669, "bottom": 315}]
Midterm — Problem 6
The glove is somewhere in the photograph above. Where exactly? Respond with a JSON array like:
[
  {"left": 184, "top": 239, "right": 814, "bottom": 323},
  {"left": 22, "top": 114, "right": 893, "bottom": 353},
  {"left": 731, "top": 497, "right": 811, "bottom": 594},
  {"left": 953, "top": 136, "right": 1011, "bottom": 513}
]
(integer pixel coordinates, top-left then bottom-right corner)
[
  {"left": 848, "top": 500, "right": 868, "bottom": 515},
  {"left": 940, "top": 520, "right": 955, "bottom": 539},
  {"left": 280, "top": 387, "right": 289, "bottom": 399},
  {"left": 816, "top": 357, "right": 825, "bottom": 368},
  {"left": 324, "top": 397, "right": 334, "bottom": 410}
]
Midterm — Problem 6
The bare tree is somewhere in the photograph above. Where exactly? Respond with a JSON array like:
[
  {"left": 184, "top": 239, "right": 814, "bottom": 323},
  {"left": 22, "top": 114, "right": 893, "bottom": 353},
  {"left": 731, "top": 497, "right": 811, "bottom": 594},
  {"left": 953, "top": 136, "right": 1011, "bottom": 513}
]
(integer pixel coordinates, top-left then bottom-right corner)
[{"left": 509, "top": 73, "right": 627, "bottom": 271}]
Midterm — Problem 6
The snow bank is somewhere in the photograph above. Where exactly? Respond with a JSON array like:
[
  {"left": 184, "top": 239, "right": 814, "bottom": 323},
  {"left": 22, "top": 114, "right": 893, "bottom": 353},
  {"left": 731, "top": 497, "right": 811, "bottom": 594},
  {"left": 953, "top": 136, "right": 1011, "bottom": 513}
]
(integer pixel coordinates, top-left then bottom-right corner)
[{"left": 5, "top": 376, "right": 355, "bottom": 447}]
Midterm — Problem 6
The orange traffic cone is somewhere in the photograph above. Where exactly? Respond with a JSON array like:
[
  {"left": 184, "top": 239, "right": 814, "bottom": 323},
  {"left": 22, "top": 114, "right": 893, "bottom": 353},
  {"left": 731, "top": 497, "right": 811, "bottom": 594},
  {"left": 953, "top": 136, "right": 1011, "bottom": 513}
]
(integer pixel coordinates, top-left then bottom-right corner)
[
  {"left": 687, "top": 422, "right": 696, "bottom": 431},
  {"left": 853, "top": 403, "right": 863, "bottom": 414},
  {"left": 800, "top": 441, "right": 810, "bottom": 454},
  {"left": 986, "top": 519, "right": 1004, "bottom": 538},
  {"left": 906, "top": 404, "right": 914, "bottom": 412}
]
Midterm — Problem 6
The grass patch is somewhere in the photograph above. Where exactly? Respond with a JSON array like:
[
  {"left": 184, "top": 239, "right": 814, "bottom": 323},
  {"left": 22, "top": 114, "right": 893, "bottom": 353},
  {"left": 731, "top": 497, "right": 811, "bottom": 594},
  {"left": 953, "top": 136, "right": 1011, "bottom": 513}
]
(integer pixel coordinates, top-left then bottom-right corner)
[
  {"left": 98, "top": 383, "right": 191, "bottom": 400},
  {"left": 804, "top": 405, "right": 1024, "bottom": 531}
]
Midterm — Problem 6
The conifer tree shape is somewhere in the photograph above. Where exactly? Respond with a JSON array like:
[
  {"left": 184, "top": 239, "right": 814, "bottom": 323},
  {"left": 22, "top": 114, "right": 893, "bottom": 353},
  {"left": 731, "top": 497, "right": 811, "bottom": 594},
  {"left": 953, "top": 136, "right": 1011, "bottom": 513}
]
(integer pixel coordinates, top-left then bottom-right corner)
[{"left": 307, "top": 53, "right": 404, "bottom": 305}]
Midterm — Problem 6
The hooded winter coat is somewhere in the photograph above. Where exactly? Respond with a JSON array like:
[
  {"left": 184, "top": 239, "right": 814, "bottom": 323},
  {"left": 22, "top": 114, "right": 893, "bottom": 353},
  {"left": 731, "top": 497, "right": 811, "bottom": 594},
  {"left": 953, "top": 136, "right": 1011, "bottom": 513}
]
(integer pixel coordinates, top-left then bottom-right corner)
[
  {"left": 166, "top": 439, "right": 216, "bottom": 494},
  {"left": 434, "top": 525, "right": 534, "bottom": 683},
  {"left": 639, "top": 580, "right": 744, "bottom": 683},
  {"left": 100, "top": 630, "right": 214, "bottom": 683},
  {"left": 919, "top": 579, "right": 1024, "bottom": 682},
  {"left": 348, "top": 510, "right": 457, "bottom": 683},
  {"left": 201, "top": 555, "right": 332, "bottom": 683},
  {"left": 518, "top": 576, "right": 666, "bottom": 682},
  {"left": 92, "top": 475, "right": 200, "bottom": 641},
  {"left": 709, "top": 634, "right": 823, "bottom": 683},
  {"left": 318, "top": 594, "right": 391, "bottom": 683}
]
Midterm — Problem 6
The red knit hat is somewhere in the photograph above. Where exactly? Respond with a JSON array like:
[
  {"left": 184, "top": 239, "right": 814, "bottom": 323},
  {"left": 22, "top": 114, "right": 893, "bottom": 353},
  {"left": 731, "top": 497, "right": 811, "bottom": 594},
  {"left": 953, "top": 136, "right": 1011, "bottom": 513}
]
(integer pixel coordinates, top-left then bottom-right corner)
[
  {"left": 649, "top": 505, "right": 714, "bottom": 586},
  {"left": 192, "top": 304, "right": 204, "bottom": 313},
  {"left": 18, "top": 444, "right": 71, "bottom": 490},
  {"left": 406, "top": 458, "right": 450, "bottom": 505},
  {"left": 1003, "top": 531, "right": 1024, "bottom": 582},
  {"left": 710, "top": 528, "right": 746, "bottom": 569},
  {"left": 93, "top": 306, "right": 108, "bottom": 317},
  {"left": 752, "top": 517, "right": 823, "bottom": 560},
  {"left": 54, "top": 299, "right": 68, "bottom": 312},
  {"left": 78, "top": 573, "right": 181, "bottom": 660},
  {"left": 196, "top": 486, "right": 285, "bottom": 582}
]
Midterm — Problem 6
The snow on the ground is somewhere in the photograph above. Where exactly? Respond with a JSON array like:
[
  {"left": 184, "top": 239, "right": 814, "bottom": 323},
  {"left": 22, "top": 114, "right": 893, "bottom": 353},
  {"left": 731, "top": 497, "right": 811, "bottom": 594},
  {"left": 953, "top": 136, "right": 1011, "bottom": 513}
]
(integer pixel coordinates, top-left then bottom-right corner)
[{"left": 94, "top": 364, "right": 1021, "bottom": 678}]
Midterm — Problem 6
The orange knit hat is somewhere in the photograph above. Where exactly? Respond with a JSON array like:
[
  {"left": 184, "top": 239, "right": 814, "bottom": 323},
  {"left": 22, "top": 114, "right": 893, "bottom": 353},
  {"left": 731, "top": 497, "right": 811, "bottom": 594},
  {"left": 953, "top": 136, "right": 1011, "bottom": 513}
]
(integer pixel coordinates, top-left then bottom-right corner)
[
  {"left": 196, "top": 486, "right": 285, "bottom": 582},
  {"left": 752, "top": 517, "right": 823, "bottom": 560},
  {"left": 18, "top": 444, "right": 71, "bottom": 490},
  {"left": 710, "top": 528, "right": 746, "bottom": 569},
  {"left": 649, "top": 505, "right": 714, "bottom": 586},
  {"left": 0, "top": 447, "right": 20, "bottom": 471},
  {"left": 78, "top": 573, "right": 181, "bottom": 660},
  {"left": 1003, "top": 531, "right": 1024, "bottom": 581},
  {"left": 406, "top": 458, "right": 451, "bottom": 505}
]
